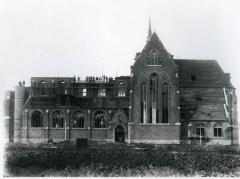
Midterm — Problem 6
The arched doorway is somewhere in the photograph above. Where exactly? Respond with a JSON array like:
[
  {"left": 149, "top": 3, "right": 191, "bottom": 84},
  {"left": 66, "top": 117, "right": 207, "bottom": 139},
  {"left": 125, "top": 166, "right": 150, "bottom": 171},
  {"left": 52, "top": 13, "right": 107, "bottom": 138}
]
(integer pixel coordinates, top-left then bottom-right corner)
[{"left": 115, "top": 125, "right": 125, "bottom": 142}]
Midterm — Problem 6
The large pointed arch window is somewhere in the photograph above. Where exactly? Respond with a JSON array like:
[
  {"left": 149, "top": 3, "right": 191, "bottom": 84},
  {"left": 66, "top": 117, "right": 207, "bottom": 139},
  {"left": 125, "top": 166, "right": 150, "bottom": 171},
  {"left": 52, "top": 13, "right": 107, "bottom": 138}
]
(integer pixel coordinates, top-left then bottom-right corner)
[
  {"left": 52, "top": 111, "right": 64, "bottom": 128},
  {"left": 72, "top": 111, "right": 85, "bottom": 128},
  {"left": 140, "top": 83, "right": 147, "bottom": 123},
  {"left": 31, "top": 111, "right": 43, "bottom": 127},
  {"left": 162, "top": 83, "right": 168, "bottom": 123},
  {"left": 94, "top": 110, "right": 107, "bottom": 128},
  {"left": 150, "top": 74, "right": 159, "bottom": 123}
]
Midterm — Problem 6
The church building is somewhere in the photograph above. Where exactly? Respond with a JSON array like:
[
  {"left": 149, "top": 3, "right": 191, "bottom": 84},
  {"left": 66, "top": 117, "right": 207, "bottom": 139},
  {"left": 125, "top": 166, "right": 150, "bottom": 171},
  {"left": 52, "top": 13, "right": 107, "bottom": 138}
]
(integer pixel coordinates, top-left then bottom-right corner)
[{"left": 3, "top": 22, "right": 239, "bottom": 145}]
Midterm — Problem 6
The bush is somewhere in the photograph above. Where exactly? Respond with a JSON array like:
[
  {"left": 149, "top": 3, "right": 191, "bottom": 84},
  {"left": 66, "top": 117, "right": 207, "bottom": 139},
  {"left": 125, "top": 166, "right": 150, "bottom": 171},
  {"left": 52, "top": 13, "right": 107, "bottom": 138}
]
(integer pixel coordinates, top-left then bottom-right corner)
[{"left": 4, "top": 143, "right": 240, "bottom": 176}]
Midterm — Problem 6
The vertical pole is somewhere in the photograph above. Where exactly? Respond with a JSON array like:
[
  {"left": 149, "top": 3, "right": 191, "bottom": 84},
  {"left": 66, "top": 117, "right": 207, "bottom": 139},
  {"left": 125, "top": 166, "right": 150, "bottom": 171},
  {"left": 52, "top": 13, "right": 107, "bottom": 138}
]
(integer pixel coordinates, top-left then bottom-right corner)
[
  {"left": 128, "top": 90, "right": 132, "bottom": 143},
  {"left": 64, "top": 110, "right": 67, "bottom": 140},
  {"left": 64, "top": 121, "right": 67, "bottom": 140},
  {"left": 88, "top": 110, "right": 91, "bottom": 139},
  {"left": 69, "top": 110, "right": 71, "bottom": 141},
  {"left": 25, "top": 109, "right": 28, "bottom": 142},
  {"left": 46, "top": 109, "right": 49, "bottom": 142},
  {"left": 230, "top": 92, "right": 233, "bottom": 145},
  {"left": 188, "top": 124, "right": 191, "bottom": 144},
  {"left": 200, "top": 129, "right": 202, "bottom": 145}
]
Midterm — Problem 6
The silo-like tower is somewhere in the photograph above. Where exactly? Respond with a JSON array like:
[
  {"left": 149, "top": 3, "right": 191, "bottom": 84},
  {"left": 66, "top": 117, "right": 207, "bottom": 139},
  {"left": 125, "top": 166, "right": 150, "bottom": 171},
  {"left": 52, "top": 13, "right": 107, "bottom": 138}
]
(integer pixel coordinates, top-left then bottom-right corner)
[
  {"left": 14, "top": 86, "right": 25, "bottom": 142},
  {"left": 3, "top": 91, "right": 11, "bottom": 142},
  {"left": 3, "top": 91, "right": 15, "bottom": 142}
]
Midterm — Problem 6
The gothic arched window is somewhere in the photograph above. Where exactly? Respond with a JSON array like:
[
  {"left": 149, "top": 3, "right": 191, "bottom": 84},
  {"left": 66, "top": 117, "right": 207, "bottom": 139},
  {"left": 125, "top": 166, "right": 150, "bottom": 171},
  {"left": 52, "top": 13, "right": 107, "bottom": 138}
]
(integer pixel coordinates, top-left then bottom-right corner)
[
  {"left": 94, "top": 110, "right": 107, "bottom": 128},
  {"left": 72, "top": 111, "right": 85, "bottom": 128},
  {"left": 140, "top": 83, "right": 147, "bottom": 123},
  {"left": 150, "top": 74, "right": 159, "bottom": 123},
  {"left": 162, "top": 83, "right": 168, "bottom": 123},
  {"left": 31, "top": 111, "right": 43, "bottom": 127},
  {"left": 118, "top": 82, "right": 126, "bottom": 97},
  {"left": 148, "top": 49, "right": 161, "bottom": 65},
  {"left": 52, "top": 111, "right": 64, "bottom": 128}
]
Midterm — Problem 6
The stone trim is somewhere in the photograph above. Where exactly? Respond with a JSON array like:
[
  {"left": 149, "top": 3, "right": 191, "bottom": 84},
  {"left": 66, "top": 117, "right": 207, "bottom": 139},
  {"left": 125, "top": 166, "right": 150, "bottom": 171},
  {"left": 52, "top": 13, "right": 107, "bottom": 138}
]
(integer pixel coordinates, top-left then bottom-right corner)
[
  {"left": 90, "top": 139, "right": 112, "bottom": 142},
  {"left": 174, "top": 122, "right": 181, "bottom": 126},
  {"left": 28, "top": 127, "right": 46, "bottom": 130},
  {"left": 183, "top": 139, "right": 232, "bottom": 145},
  {"left": 138, "top": 123, "right": 172, "bottom": 126},
  {"left": 130, "top": 139, "right": 180, "bottom": 144},
  {"left": 147, "top": 65, "right": 162, "bottom": 67},
  {"left": 20, "top": 138, "right": 47, "bottom": 143}
]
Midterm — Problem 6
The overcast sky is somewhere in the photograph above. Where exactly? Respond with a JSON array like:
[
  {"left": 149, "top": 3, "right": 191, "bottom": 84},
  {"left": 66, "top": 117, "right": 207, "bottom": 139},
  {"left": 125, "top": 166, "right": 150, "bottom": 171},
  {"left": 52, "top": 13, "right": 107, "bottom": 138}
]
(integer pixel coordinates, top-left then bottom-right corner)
[{"left": 0, "top": 0, "right": 240, "bottom": 116}]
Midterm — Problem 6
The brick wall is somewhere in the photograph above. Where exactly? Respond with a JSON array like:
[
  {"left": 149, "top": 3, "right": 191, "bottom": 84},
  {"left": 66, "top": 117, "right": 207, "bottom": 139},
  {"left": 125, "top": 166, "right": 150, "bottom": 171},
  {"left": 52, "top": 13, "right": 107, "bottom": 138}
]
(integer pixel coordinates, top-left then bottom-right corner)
[{"left": 129, "top": 123, "right": 181, "bottom": 144}]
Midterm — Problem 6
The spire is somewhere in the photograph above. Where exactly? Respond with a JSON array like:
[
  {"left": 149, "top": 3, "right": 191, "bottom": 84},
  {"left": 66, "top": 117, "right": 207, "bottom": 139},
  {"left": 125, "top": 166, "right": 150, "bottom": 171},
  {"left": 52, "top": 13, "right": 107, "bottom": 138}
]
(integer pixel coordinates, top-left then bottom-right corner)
[{"left": 147, "top": 17, "right": 152, "bottom": 41}]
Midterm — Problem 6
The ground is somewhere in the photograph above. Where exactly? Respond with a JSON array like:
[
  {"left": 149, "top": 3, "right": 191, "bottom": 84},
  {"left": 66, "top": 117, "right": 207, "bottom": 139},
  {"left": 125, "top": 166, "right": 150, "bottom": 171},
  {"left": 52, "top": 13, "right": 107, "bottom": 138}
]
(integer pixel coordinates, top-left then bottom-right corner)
[{"left": 3, "top": 141, "right": 240, "bottom": 177}]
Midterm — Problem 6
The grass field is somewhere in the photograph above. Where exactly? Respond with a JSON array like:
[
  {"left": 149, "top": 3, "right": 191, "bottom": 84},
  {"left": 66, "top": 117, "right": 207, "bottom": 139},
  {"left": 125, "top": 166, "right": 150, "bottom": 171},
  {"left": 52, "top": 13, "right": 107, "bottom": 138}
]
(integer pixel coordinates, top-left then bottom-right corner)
[{"left": 4, "top": 141, "right": 240, "bottom": 177}]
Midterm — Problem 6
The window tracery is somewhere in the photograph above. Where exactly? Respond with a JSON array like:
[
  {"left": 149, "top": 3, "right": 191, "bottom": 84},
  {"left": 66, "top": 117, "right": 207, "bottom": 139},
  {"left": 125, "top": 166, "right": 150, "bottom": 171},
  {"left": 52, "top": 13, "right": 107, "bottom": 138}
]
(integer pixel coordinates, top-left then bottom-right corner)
[
  {"left": 94, "top": 110, "right": 107, "bottom": 128},
  {"left": 150, "top": 74, "right": 159, "bottom": 123},
  {"left": 72, "top": 111, "right": 85, "bottom": 128},
  {"left": 148, "top": 49, "right": 161, "bottom": 65},
  {"left": 140, "top": 83, "right": 147, "bottom": 123},
  {"left": 52, "top": 111, "right": 64, "bottom": 128}
]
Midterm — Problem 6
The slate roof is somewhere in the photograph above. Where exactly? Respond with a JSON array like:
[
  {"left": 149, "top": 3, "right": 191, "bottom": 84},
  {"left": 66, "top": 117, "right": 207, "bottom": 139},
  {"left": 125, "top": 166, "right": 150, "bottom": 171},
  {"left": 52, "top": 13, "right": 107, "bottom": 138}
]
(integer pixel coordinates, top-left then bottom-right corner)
[
  {"left": 174, "top": 59, "right": 233, "bottom": 88},
  {"left": 190, "top": 103, "right": 228, "bottom": 121}
]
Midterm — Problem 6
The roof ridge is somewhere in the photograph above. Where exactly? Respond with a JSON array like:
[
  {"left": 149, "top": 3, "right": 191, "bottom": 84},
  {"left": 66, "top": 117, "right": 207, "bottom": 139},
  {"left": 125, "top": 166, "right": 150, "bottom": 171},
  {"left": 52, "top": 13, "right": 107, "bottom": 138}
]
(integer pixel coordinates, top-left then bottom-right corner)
[{"left": 174, "top": 59, "right": 217, "bottom": 61}]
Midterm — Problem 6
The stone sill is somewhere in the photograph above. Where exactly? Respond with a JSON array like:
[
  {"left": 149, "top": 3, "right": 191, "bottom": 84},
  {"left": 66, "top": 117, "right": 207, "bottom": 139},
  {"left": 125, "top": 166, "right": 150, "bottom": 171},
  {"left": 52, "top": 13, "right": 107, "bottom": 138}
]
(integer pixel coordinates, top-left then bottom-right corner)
[
  {"left": 24, "top": 127, "right": 45, "bottom": 129},
  {"left": 138, "top": 123, "right": 171, "bottom": 126},
  {"left": 147, "top": 65, "right": 162, "bottom": 67},
  {"left": 128, "top": 123, "right": 181, "bottom": 126},
  {"left": 23, "top": 127, "right": 111, "bottom": 130}
]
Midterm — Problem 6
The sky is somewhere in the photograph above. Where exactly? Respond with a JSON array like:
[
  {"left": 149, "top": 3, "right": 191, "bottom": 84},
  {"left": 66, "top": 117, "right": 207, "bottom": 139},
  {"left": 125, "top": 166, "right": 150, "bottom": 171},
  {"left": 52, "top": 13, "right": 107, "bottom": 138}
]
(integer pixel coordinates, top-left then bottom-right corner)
[{"left": 0, "top": 0, "right": 240, "bottom": 139}]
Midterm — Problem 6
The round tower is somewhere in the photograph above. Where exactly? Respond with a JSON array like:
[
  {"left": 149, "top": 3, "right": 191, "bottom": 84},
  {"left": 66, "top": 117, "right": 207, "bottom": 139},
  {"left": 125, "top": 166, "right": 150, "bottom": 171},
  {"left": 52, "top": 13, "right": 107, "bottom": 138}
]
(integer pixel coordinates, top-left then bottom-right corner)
[
  {"left": 3, "top": 91, "right": 11, "bottom": 142},
  {"left": 14, "top": 86, "right": 25, "bottom": 142}
]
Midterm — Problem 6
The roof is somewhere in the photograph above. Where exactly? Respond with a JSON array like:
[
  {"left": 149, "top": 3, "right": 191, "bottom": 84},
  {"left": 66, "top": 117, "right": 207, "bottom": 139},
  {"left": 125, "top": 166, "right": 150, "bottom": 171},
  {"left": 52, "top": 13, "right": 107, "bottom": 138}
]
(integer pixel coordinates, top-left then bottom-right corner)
[
  {"left": 191, "top": 103, "right": 228, "bottom": 121},
  {"left": 174, "top": 59, "right": 233, "bottom": 88},
  {"left": 146, "top": 32, "right": 169, "bottom": 54},
  {"left": 31, "top": 77, "right": 74, "bottom": 83}
]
